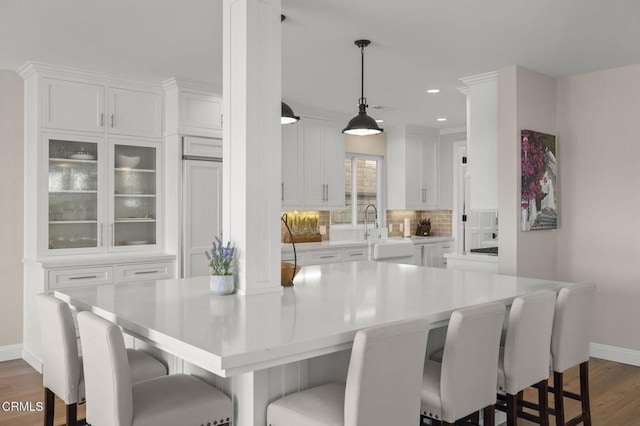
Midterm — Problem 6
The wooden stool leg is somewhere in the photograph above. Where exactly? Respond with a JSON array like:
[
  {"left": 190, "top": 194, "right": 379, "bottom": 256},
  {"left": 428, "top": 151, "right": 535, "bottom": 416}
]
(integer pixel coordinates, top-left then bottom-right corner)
[
  {"left": 554, "top": 371, "right": 565, "bottom": 426},
  {"left": 66, "top": 403, "right": 77, "bottom": 426},
  {"left": 538, "top": 379, "right": 549, "bottom": 426},
  {"left": 44, "top": 387, "right": 55, "bottom": 426},
  {"left": 580, "top": 362, "right": 592, "bottom": 426},
  {"left": 506, "top": 393, "right": 518, "bottom": 426},
  {"left": 470, "top": 411, "right": 480, "bottom": 423},
  {"left": 483, "top": 404, "right": 496, "bottom": 426}
]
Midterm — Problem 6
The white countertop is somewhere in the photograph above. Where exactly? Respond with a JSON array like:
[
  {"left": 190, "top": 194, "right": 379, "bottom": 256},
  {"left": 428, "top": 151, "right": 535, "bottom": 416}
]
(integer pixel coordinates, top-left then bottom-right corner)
[
  {"left": 445, "top": 252, "right": 499, "bottom": 263},
  {"left": 55, "top": 261, "right": 571, "bottom": 377},
  {"left": 281, "top": 236, "right": 453, "bottom": 253}
]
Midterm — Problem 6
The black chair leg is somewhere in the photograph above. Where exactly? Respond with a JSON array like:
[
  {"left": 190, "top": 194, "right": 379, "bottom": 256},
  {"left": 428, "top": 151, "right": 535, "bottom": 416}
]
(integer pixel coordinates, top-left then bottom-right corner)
[
  {"left": 580, "top": 362, "right": 592, "bottom": 426},
  {"left": 554, "top": 371, "right": 565, "bottom": 426},
  {"left": 66, "top": 403, "right": 77, "bottom": 426},
  {"left": 538, "top": 379, "right": 549, "bottom": 426},
  {"left": 44, "top": 387, "right": 55, "bottom": 426},
  {"left": 506, "top": 393, "right": 518, "bottom": 426},
  {"left": 484, "top": 404, "right": 496, "bottom": 426},
  {"left": 470, "top": 411, "right": 480, "bottom": 423}
]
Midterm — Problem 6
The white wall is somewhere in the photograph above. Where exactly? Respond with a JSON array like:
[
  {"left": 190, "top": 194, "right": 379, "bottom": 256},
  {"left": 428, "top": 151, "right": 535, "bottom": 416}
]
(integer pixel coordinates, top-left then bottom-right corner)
[
  {"left": 556, "top": 64, "right": 640, "bottom": 352},
  {"left": 498, "top": 66, "right": 557, "bottom": 279},
  {"left": 0, "top": 70, "right": 24, "bottom": 347}
]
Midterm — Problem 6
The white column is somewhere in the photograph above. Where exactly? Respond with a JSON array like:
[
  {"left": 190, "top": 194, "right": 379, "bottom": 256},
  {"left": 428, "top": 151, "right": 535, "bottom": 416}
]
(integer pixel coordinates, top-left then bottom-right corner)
[{"left": 222, "top": 0, "right": 282, "bottom": 296}]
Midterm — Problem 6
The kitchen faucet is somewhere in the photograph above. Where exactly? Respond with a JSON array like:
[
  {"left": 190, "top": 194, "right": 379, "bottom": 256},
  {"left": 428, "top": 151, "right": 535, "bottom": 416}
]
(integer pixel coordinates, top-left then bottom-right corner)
[{"left": 364, "top": 204, "right": 378, "bottom": 240}]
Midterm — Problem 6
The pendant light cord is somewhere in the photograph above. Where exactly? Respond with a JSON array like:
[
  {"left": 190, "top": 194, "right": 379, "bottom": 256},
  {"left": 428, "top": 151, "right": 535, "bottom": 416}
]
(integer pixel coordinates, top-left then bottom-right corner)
[{"left": 360, "top": 44, "right": 365, "bottom": 106}]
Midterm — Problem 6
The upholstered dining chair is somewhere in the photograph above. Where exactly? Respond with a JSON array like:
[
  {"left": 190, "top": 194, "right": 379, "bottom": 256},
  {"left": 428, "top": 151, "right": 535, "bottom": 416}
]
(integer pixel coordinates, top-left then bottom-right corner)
[
  {"left": 36, "top": 294, "right": 168, "bottom": 426},
  {"left": 421, "top": 301, "right": 506, "bottom": 426},
  {"left": 267, "top": 318, "right": 430, "bottom": 426},
  {"left": 77, "top": 310, "right": 233, "bottom": 426},
  {"left": 496, "top": 290, "right": 557, "bottom": 425}
]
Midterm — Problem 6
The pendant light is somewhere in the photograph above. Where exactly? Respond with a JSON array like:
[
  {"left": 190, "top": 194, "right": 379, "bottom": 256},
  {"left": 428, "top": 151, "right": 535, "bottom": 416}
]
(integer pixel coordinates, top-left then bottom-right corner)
[
  {"left": 343, "top": 39, "right": 383, "bottom": 136},
  {"left": 281, "top": 14, "right": 300, "bottom": 125},
  {"left": 281, "top": 101, "right": 300, "bottom": 124}
]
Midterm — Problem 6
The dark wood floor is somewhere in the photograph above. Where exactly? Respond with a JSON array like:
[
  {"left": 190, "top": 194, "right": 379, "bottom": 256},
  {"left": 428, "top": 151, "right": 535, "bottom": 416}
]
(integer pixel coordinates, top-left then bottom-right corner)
[{"left": 1, "top": 357, "right": 639, "bottom": 425}]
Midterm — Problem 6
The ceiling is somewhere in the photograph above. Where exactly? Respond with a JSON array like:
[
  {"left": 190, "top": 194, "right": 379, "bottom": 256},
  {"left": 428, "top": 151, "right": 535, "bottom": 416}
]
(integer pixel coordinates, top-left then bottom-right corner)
[{"left": 2, "top": 0, "right": 640, "bottom": 129}]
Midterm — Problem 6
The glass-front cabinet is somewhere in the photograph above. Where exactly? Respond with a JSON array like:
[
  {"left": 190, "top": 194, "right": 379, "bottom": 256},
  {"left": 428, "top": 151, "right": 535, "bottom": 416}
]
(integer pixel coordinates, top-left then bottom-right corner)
[{"left": 44, "top": 133, "right": 161, "bottom": 254}]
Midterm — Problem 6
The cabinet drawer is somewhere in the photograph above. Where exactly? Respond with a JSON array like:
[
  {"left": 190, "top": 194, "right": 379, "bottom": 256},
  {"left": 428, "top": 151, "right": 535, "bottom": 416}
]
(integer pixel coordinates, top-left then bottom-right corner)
[
  {"left": 48, "top": 267, "right": 114, "bottom": 290},
  {"left": 116, "top": 262, "right": 173, "bottom": 283},
  {"left": 344, "top": 248, "right": 368, "bottom": 261},
  {"left": 308, "top": 250, "right": 342, "bottom": 265}
]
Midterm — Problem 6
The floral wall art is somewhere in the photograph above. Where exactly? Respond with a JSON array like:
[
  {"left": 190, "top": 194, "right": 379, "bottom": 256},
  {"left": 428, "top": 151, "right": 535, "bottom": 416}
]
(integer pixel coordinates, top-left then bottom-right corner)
[{"left": 521, "top": 130, "right": 557, "bottom": 231}]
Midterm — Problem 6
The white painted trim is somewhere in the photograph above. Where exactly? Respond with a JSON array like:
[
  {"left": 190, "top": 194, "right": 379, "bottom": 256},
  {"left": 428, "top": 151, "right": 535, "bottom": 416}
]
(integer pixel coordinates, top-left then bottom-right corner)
[
  {"left": 0, "top": 344, "right": 23, "bottom": 362},
  {"left": 22, "top": 346, "right": 43, "bottom": 372},
  {"left": 439, "top": 126, "right": 466, "bottom": 136},
  {"left": 161, "top": 77, "right": 222, "bottom": 95},
  {"left": 590, "top": 342, "right": 640, "bottom": 367},
  {"left": 459, "top": 70, "right": 499, "bottom": 86}
]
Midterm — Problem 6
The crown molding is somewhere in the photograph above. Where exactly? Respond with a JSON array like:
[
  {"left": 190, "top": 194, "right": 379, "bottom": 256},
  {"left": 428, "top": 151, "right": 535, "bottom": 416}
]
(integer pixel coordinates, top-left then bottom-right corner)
[
  {"left": 459, "top": 70, "right": 498, "bottom": 87},
  {"left": 17, "top": 61, "right": 162, "bottom": 92},
  {"left": 162, "top": 77, "right": 222, "bottom": 96},
  {"left": 457, "top": 86, "right": 470, "bottom": 96}
]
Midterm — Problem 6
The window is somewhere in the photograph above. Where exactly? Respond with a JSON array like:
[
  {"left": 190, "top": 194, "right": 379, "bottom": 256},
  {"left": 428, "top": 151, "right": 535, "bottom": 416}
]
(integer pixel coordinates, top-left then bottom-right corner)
[{"left": 331, "top": 154, "right": 384, "bottom": 226}]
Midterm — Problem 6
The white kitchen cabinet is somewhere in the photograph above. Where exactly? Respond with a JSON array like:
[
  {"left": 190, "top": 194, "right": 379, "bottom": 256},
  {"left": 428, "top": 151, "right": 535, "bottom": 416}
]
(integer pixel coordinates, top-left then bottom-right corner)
[
  {"left": 387, "top": 125, "right": 439, "bottom": 210},
  {"left": 423, "top": 243, "right": 438, "bottom": 267},
  {"left": 301, "top": 117, "right": 345, "bottom": 209},
  {"left": 437, "top": 241, "right": 454, "bottom": 268},
  {"left": 307, "top": 249, "right": 343, "bottom": 265},
  {"left": 163, "top": 78, "right": 223, "bottom": 138},
  {"left": 108, "top": 87, "right": 162, "bottom": 138},
  {"left": 281, "top": 121, "right": 303, "bottom": 207},
  {"left": 412, "top": 239, "right": 453, "bottom": 268},
  {"left": 41, "top": 77, "right": 162, "bottom": 138},
  {"left": 42, "top": 78, "right": 105, "bottom": 133}
]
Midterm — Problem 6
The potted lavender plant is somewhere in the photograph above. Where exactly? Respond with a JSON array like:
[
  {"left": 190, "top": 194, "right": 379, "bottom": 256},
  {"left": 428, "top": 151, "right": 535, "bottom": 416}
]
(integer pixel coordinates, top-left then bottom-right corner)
[{"left": 205, "top": 237, "right": 235, "bottom": 295}]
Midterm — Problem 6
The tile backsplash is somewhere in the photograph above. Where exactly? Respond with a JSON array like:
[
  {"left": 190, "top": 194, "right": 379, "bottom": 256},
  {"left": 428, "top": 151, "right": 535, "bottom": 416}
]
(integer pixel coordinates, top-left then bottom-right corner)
[
  {"left": 281, "top": 209, "right": 452, "bottom": 242},
  {"left": 386, "top": 210, "right": 453, "bottom": 237}
]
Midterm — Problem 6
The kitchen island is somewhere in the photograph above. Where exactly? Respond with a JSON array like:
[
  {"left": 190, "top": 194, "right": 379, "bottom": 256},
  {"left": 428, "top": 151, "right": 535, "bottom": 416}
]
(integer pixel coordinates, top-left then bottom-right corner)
[{"left": 55, "top": 261, "right": 571, "bottom": 426}]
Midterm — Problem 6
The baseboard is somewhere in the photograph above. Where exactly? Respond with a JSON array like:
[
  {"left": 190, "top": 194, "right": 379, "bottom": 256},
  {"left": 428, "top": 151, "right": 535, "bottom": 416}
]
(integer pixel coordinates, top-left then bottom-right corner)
[
  {"left": 21, "top": 346, "right": 43, "bottom": 373},
  {"left": 590, "top": 342, "right": 640, "bottom": 367},
  {"left": 0, "top": 344, "right": 23, "bottom": 362}
]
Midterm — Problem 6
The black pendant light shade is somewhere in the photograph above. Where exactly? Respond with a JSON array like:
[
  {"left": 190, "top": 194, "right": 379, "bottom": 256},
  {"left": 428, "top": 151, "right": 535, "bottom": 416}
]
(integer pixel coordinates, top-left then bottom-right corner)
[
  {"left": 343, "top": 40, "right": 383, "bottom": 136},
  {"left": 281, "top": 101, "right": 300, "bottom": 125}
]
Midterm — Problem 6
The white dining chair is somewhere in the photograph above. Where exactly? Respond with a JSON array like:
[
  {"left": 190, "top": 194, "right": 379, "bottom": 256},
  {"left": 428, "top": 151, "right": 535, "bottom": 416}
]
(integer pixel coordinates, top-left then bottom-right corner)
[
  {"left": 77, "top": 310, "right": 233, "bottom": 426},
  {"left": 36, "top": 294, "right": 168, "bottom": 426},
  {"left": 496, "top": 290, "right": 557, "bottom": 425},
  {"left": 421, "top": 301, "right": 506, "bottom": 426},
  {"left": 267, "top": 318, "right": 430, "bottom": 426}
]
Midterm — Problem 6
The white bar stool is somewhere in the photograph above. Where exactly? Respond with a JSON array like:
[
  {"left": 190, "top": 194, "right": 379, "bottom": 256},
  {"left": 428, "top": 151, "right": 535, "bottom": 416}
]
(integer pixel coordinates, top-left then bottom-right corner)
[
  {"left": 420, "top": 301, "right": 506, "bottom": 426},
  {"left": 267, "top": 318, "right": 430, "bottom": 426},
  {"left": 36, "top": 294, "right": 168, "bottom": 426},
  {"left": 495, "top": 290, "right": 557, "bottom": 425},
  {"left": 77, "top": 311, "right": 233, "bottom": 426}
]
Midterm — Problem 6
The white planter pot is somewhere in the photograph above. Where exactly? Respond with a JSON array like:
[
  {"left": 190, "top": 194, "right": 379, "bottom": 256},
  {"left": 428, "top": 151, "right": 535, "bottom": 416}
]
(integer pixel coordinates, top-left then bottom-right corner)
[{"left": 210, "top": 275, "right": 235, "bottom": 295}]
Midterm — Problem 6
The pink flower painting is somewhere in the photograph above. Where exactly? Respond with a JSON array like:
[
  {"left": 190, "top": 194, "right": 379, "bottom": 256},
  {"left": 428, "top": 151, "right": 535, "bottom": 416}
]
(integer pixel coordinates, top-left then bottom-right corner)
[{"left": 521, "top": 130, "right": 557, "bottom": 231}]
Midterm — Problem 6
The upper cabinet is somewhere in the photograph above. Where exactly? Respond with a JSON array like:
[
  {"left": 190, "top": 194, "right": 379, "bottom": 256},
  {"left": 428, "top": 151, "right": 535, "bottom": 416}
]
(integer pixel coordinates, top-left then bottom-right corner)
[
  {"left": 459, "top": 71, "right": 498, "bottom": 211},
  {"left": 281, "top": 114, "right": 345, "bottom": 210},
  {"left": 41, "top": 77, "right": 162, "bottom": 138},
  {"left": 162, "top": 78, "right": 222, "bottom": 138},
  {"left": 387, "top": 125, "right": 439, "bottom": 210}
]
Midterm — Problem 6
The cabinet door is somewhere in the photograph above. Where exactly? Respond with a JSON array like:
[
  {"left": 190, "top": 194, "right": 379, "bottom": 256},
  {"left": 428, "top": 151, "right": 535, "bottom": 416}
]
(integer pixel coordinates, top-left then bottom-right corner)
[
  {"left": 421, "top": 136, "right": 438, "bottom": 209},
  {"left": 109, "top": 139, "right": 161, "bottom": 251},
  {"left": 282, "top": 122, "right": 302, "bottom": 207},
  {"left": 323, "top": 121, "right": 346, "bottom": 207},
  {"left": 183, "top": 160, "right": 222, "bottom": 278},
  {"left": 45, "top": 133, "right": 105, "bottom": 255},
  {"left": 423, "top": 243, "right": 438, "bottom": 267},
  {"left": 302, "top": 118, "right": 326, "bottom": 206},
  {"left": 42, "top": 78, "right": 105, "bottom": 133},
  {"left": 108, "top": 88, "right": 162, "bottom": 138},
  {"left": 413, "top": 245, "right": 424, "bottom": 266},
  {"left": 405, "top": 132, "right": 423, "bottom": 208},
  {"left": 181, "top": 91, "right": 222, "bottom": 131}
]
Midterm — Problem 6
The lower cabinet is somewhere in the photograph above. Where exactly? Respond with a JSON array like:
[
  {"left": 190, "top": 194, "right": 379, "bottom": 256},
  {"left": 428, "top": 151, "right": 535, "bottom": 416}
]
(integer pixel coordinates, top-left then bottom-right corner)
[
  {"left": 22, "top": 254, "right": 176, "bottom": 372},
  {"left": 412, "top": 241, "right": 454, "bottom": 268}
]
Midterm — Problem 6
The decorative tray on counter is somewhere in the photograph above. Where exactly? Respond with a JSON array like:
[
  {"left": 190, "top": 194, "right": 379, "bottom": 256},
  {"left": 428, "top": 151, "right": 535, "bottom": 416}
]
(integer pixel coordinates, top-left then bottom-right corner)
[{"left": 283, "top": 233, "right": 322, "bottom": 243}]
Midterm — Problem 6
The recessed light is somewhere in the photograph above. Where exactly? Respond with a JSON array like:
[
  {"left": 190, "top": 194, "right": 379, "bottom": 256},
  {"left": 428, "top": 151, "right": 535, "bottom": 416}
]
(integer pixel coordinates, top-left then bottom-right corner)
[
  {"left": 427, "top": 89, "right": 440, "bottom": 94},
  {"left": 436, "top": 117, "right": 447, "bottom": 122},
  {"left": 375, "top": 119, "right": 384, "bottom": 123}
]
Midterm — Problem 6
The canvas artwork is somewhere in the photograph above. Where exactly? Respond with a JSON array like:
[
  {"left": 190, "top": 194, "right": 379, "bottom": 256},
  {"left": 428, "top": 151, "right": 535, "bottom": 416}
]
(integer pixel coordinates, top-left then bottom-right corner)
[{"left": 521, "top": 130, "right": 557, "bottom": 231}]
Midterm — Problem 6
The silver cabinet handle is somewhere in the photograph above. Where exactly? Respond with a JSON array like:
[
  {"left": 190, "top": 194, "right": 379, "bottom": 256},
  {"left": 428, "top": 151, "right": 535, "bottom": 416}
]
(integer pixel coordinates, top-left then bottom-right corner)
[
  {"left": 100, "top": 113, "right": 104, "bottom": 127},
  {"left": 325, "top": 184, "right": 329, "bottom": 201},
  {"left": 321, "top": 184, "right": 326, "bottom": 201},
  {"left": 69, "top": 275, "right": 98, "bottom": 280},
  {"left": 319, "top": 255, "right": 336, "bottom": 259},
  {"left": 281, "top": 182, "right": 284, "bottom": 201},
  {"left": 134, "top": 270, "right": 160, "bottom": 275},
  {"left": 111, "top": 223, "right": 114, "bottom": 246},
  {"left": 110, "top": 114, "right": 114, "bottom": 127},
  {"left": 350, "top": 253, "right": 364, "bottom": 257},
  {"left": 100, "top": 223, "right": 104, "bottom": 247}
]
